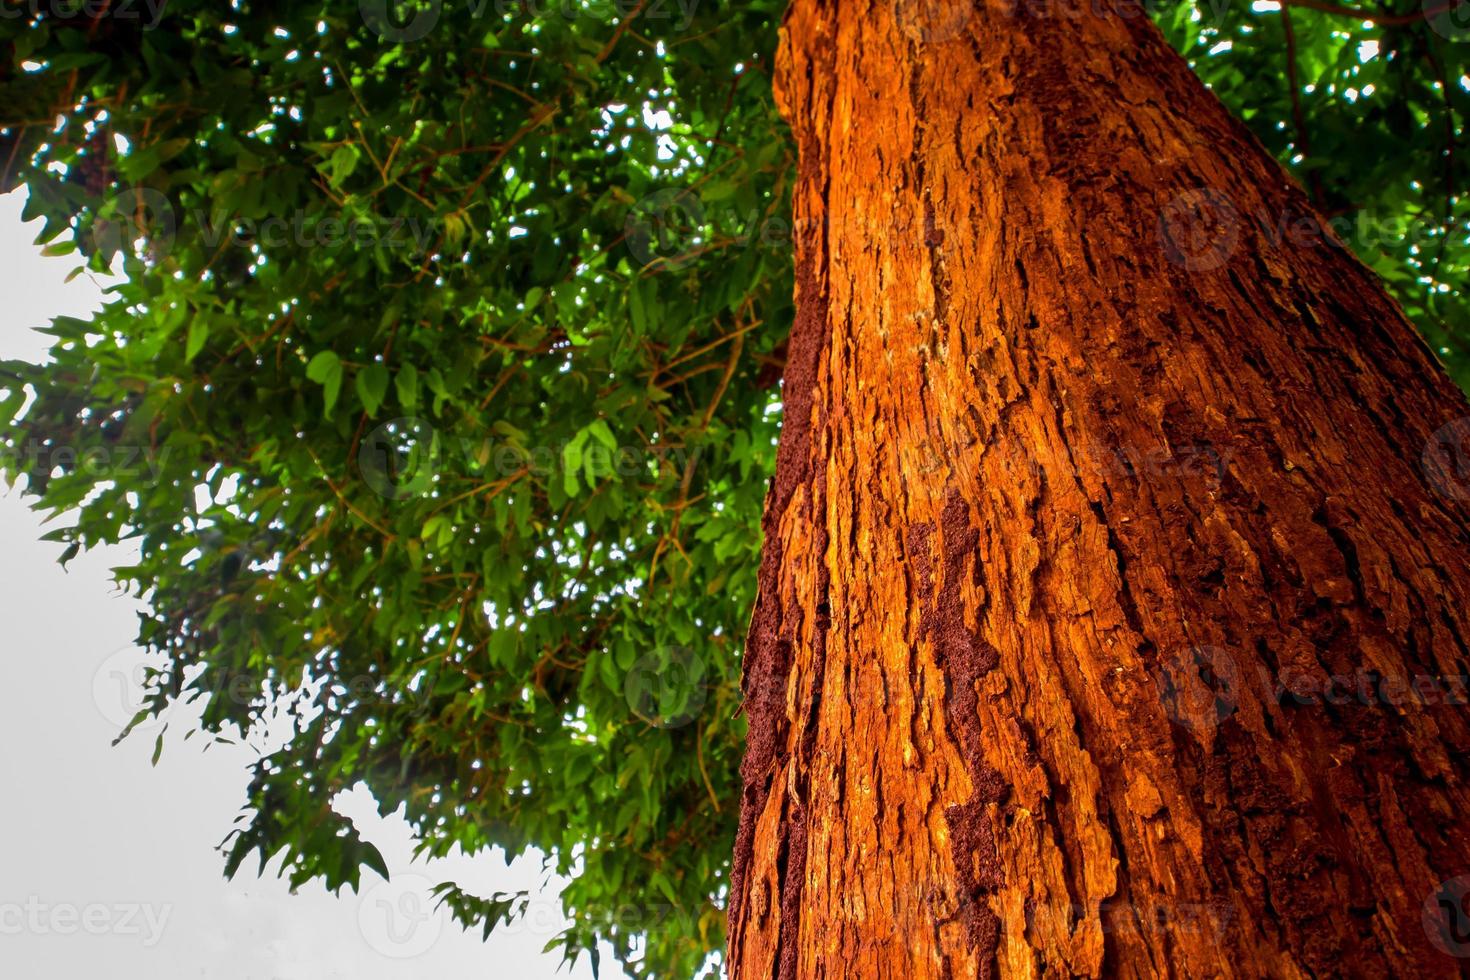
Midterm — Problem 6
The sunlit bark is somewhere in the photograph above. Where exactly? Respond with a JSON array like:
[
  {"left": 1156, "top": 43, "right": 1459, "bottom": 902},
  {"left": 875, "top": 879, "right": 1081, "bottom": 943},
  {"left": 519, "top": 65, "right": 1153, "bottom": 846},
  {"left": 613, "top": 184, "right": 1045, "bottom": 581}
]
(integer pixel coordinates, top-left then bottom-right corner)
[{"left": 728, "top": 0, "right": 1470, "bottom": 975}]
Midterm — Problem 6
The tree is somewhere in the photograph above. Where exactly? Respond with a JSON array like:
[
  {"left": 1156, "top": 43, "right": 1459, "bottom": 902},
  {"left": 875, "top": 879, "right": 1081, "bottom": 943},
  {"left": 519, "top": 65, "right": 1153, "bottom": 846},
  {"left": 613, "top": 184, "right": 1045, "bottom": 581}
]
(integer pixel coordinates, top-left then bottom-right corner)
[
  {"left": 729, "top": 1, "right": 1470, "bottom": 976},
  {"left": 0, "top": 1, "right": 1466, "bottom": 976}
]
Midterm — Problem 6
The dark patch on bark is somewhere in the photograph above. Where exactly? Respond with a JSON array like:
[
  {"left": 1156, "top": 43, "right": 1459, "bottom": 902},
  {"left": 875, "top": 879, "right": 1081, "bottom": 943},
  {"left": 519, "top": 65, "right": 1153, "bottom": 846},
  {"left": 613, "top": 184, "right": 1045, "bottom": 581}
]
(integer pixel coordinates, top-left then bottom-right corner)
[
  {"left": 727, "top": 13, "right": 834, "bottom": 972},
  {"left": 911, "top": 491, "right": 1006, "bottom": 970}
]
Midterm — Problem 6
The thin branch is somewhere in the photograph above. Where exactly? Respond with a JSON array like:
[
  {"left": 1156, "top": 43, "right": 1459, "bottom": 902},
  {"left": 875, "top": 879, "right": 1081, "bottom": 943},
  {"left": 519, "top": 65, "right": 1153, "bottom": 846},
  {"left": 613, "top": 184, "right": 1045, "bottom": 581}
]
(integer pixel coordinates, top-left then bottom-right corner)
[
  {"left": 1281, "top": 6, "right": 1323, "bottom": 205},
  {"left": 595, "top": 0, "right": 647, "bottom": 64},
  {"left": 696, "top": 723, "right": 720, "bottom": 813},
  {"left": 656, "top": 318, "right": 764, "bottom": 378},
  {"left": 699, "top": 331, "right": 745, "bottom": 429},
  {"left": 1280, "top": 0, "right": 1459, "bottom": 25},
  {"left": 1423, "top": 44, "right": 1459, "bottom": 297},
  {"left": 307, "top": 449, "right": 396, "bottom": 539}
]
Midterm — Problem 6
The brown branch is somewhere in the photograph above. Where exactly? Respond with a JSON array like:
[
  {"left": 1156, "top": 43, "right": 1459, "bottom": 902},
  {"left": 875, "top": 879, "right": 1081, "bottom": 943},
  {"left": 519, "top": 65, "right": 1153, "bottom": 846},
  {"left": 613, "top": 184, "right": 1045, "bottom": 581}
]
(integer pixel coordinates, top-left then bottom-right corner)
[
  {"left": 1422, "top": 44, "right": 1459, "bottom": 293},
  {"left": 307, "top": 449, "right": 396, "bottom": 540},
  {"left": 1, "top": 125, "right": 26, "bottom": 190},
  {"left": 655, "top": 318, "right": 764, "bottom": 378},
  {"left": 699, "top": 331, "right": 745, "bottom": 429},
  {"left": 696, "top": 723, "right": 720, "bottom": 813},
  {"left": 595, "top": 0, "right": 647, "bottom": 63},
  {"left": 1281, "top": 7, "right": 1323, "bottom": 205},
  {"left": 1281, "top": 0, "right": 1459, "bottom": 25}
]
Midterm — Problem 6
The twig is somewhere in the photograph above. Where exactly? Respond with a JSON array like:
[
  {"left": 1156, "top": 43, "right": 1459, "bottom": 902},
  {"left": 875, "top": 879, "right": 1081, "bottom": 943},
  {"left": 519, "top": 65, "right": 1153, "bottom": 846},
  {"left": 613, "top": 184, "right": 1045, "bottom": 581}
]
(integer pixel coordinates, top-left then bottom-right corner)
[
  {"left": 699, "top": 331, "right": 744, "bottom": 429},
  {"left": 1281, "top": 0, "right": 1459, "bottom": 25},
  {"left": 307, "top": 449, "right": 396, "bottom": 539},
  {"left": 1280, "top": 7, "right": 1323, "bottom": 205},
  {"left": 696, "top": 724, "right": 720, "bottom": 813},
  {"left": 595, "top": 0, "right": 647, "bottom": 64},
  {"left": 1423, "top": 44, "right": 1459, "bottom": 295},
  {"left": 656, "top": 318, "right": 763, "bottom": 378}
]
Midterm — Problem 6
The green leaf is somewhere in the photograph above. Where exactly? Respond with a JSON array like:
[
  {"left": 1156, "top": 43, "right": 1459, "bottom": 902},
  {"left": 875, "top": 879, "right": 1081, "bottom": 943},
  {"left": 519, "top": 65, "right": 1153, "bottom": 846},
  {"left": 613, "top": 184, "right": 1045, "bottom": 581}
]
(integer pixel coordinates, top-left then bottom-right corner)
[
  {"left": 356, "top": 363, "right": 390, "bottom": 416},
  {"left": 329, "top": 145, "right": 361, "bottom": 187},
  {"left": 307, "top": 351, "right": 344, "bottom": 416},
  {"left": 358, "top": 844, "right": 389, "bottom": 882},
  {"left": 395, "top": 364, "right": 419, "bottom": 410},
  {"left": 185, "top": 318, "right": 210, "bottom": 363},
  {"left": 306, "top": 350, "right": 341, "bottom": 383},
  {"left": 0, "top": 386, "right": 26, "bottom": 426},
  {"left": 586, "top": 419, "right": 617, "bottom": 451},
  {"left": 628, "top": 281, "right": 648, "bottom": 336}
]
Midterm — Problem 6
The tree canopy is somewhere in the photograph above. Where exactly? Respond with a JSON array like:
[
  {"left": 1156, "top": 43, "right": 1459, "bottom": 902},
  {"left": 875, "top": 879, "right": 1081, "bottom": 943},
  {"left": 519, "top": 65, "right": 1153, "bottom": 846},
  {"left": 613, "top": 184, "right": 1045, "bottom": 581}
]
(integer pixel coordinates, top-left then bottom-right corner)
[{"left": 0, "top": 1, "right": 1464, "bottom": 976}]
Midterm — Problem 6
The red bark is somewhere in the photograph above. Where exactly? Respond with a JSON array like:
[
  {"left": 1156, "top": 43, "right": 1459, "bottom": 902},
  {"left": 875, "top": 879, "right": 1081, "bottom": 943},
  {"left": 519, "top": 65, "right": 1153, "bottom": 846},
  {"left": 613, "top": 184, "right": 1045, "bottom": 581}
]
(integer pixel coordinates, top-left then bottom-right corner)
[{"left": 729, "top": 0, "right": 1470, "bottom": 976}]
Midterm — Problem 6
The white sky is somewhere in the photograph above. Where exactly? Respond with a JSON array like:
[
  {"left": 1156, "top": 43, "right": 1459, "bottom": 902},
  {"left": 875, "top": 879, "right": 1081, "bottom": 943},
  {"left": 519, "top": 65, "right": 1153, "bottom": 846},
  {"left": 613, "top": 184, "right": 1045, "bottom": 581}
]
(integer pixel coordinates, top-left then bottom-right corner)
[{"left": 0, "top": 191, "right": 620, "bottom": 979}]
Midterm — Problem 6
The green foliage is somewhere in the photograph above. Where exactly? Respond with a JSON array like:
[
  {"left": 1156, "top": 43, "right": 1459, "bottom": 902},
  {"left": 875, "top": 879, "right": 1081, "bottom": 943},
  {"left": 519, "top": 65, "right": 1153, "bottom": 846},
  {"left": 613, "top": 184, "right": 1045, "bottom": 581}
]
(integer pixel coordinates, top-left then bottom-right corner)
[
  {"left": 1155, "top": 0, "right": 1470, "bottom": 387},
  {"left": 0, "top": 1, "right": 1463, "bottom": 976}
]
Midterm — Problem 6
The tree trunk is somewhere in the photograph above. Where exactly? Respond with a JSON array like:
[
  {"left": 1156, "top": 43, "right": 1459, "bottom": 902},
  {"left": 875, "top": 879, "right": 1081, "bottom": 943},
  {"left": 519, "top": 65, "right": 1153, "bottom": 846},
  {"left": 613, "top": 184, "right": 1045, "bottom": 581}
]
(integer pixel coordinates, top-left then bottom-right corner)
[{"left": 727, "top": 0, "right": 1470, "bottom": 977}]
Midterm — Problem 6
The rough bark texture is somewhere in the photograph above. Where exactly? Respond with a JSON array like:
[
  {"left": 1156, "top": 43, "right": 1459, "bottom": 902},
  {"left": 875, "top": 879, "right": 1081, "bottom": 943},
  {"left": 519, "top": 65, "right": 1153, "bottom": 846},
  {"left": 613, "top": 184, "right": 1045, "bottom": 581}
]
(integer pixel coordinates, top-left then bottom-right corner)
[{"left": 727, "top": 1, "right": 1470, "bottom": 977}]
